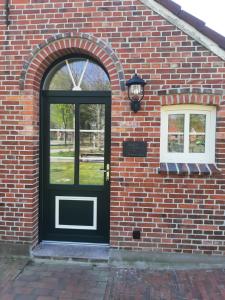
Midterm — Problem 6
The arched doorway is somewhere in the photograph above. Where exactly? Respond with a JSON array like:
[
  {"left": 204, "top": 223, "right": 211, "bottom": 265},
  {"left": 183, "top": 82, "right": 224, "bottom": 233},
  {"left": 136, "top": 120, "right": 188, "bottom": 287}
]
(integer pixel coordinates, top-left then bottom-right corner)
[{"left": 40, "top": 56, "right": 111, "bottom": 243}]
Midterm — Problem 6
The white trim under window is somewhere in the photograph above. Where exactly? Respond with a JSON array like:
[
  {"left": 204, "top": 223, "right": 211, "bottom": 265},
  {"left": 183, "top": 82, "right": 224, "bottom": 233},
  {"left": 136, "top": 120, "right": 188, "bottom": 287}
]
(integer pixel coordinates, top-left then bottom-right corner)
[{"left": 160, "top": 105, "right": 216, "bottom": 163}]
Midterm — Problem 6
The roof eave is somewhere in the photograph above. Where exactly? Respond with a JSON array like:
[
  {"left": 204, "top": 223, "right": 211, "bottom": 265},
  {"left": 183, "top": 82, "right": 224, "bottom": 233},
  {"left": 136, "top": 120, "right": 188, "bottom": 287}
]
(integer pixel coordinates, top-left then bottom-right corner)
[{"left": 139, "top": 0, "right": 225, "bottom": 60}]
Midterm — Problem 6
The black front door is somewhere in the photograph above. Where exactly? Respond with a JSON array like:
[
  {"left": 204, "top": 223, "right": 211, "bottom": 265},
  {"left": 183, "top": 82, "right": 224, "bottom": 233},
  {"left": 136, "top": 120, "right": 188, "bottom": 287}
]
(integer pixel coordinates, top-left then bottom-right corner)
[{"left": 40, "top": 91, "right": 111, "bottom": 243}]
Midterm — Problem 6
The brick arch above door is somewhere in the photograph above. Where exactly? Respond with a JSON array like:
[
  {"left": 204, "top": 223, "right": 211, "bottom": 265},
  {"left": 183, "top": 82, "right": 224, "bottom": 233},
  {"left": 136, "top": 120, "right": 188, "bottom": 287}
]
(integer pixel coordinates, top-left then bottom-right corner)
[{"left": 19, "top": 32, "right": 126, "bottom": 95}]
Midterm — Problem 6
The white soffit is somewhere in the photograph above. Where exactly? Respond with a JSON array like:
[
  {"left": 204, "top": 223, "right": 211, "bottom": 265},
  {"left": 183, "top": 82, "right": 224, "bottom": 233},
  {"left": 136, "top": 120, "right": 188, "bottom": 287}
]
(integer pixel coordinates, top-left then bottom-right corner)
[{"left": 139, "top": 0, "right": 225, "bottom": 61}]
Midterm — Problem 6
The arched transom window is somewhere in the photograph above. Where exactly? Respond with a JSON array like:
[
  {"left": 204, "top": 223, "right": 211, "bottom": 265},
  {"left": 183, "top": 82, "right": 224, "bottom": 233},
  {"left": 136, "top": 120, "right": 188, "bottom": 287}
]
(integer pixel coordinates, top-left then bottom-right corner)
[{"left": 43, "top": 57, "right": 110, "bottom": 91}]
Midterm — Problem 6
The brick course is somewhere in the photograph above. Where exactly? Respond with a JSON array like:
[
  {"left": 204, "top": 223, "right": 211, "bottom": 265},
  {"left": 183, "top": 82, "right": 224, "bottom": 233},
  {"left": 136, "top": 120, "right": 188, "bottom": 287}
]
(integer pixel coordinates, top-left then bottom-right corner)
[{"left": 0, "top": 0, "right": 225, "bottom": 255}]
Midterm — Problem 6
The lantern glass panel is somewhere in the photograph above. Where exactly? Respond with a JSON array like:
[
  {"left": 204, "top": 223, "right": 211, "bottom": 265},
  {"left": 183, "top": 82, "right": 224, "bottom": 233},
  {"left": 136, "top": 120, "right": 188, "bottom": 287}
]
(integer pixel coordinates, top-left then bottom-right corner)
[
  {"left": 131, "top": 84, "right": 142, "bottom": 95},
  {"left": 129, "top": 84, "right": 143, "bottom": 101}
]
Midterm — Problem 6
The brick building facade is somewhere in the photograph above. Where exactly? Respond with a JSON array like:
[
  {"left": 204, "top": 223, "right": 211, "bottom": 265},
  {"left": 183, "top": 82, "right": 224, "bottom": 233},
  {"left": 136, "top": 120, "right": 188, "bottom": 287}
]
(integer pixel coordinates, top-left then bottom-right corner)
[{"left": 0, "top": 0, "right": 225, "bottom": 256}]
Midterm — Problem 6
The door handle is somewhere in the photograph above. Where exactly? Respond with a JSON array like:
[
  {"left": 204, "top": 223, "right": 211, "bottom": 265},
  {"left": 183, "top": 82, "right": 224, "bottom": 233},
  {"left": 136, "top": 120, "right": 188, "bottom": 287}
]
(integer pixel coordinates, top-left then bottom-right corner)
[{"left": 100, "top": 164, "right": 110, "bottom": 181}]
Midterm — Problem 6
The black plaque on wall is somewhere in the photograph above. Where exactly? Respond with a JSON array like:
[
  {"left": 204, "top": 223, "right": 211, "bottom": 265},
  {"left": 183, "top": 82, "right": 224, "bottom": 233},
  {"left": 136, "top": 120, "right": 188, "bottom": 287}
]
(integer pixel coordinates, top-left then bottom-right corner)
[{"left": 123, "top": 141, "right": 147, "bottom": 157}]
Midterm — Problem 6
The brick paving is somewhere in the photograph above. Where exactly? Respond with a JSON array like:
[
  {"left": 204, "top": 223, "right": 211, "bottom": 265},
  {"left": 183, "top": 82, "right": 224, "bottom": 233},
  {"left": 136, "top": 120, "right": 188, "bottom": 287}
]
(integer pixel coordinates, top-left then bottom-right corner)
[
  {"left": 1, "top": 259, "right": 225, "bottom": 299},
  {"left": 1, "top": 260, "right": 108, "bottom": 300},
  {"left": 105, "top": 268, "right": 225, "bottom": 300},
  {"left": 0, "top": 257, "right": 28, "bottom": 291}
]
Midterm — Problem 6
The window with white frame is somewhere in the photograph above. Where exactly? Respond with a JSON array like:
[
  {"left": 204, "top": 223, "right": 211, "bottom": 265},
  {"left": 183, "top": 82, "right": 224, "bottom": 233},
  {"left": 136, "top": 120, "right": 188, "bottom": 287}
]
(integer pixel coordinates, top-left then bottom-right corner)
[{"left": 160, "top": 105, "right": 216, "bottom": 163}]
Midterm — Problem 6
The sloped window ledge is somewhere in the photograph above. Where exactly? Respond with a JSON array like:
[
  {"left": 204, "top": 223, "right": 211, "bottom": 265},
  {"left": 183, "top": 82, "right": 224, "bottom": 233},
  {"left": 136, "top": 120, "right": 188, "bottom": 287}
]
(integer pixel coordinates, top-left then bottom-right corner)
[{"left": 158, "top": 163, "right": 221, "bottom": 176}]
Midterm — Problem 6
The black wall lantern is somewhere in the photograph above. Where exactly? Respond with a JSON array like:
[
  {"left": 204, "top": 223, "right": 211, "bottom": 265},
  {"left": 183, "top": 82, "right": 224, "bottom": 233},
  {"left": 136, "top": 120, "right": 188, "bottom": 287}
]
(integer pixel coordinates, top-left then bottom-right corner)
[{"left": 126, "top": 73, "right": 146, "bottom": 113}]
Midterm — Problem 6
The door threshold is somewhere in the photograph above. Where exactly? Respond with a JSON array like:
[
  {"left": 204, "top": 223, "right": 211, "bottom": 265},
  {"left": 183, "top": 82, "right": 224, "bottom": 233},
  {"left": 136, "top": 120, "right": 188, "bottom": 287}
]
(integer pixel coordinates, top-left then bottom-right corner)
[
  {"left": 32, "top": 241, "right": 109, "bottom": 263},
  {"left": 42, "top": 240, "right": 109, "bottom": 247}
]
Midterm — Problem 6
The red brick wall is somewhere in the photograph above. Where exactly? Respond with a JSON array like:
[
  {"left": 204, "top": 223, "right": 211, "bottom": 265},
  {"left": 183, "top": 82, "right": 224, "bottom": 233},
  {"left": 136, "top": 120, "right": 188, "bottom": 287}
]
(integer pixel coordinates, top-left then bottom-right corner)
[{"left": 0, "top": 0, "right": 225, "bottom": 255}]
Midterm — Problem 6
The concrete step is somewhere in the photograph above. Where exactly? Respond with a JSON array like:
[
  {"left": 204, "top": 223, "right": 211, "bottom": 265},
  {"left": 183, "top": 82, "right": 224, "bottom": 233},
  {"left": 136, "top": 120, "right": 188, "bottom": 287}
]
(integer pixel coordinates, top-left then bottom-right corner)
[
  {"left": 32, "top": 241, "right": 109, "bottom": 263},
  {"left": 32, "top": 243, "right": 225, "bottom": 270}
]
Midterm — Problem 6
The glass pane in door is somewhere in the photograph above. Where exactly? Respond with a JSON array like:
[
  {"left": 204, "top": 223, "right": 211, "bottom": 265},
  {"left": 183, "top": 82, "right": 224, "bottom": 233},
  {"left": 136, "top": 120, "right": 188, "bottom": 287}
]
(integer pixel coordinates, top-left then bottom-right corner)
[
  {"left": 79, "top": 104, "right": 105, "bottom": 185},
  {"left": 49, "top": 104, "right": 75, "bottom": 184}
]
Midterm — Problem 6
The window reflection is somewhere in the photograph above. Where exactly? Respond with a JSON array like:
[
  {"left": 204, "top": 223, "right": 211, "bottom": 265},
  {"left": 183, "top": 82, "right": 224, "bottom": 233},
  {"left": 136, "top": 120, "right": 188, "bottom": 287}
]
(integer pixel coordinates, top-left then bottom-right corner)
[
  {"left": 44, "top": 58, "right": 110, "bottom": 91},
  {"left": 168, "top": 114, "right": 184, "bottom": 152},
  {"left": 189, "top": 114, "right": 206, "bottom": 153},
  {"left": 50, "top": 104, "right": 75, "bottom": 184},
  {"left": 79, "top": 104, "right": 105, "bottom": 185}
]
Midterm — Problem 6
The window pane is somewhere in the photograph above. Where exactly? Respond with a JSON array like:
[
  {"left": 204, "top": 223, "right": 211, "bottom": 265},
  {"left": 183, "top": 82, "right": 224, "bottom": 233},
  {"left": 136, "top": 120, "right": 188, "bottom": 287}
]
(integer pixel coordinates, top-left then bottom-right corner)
[
  {"left": 168, "top": 134, "right": 184, "bottom": 152},
  {"left": 190, "top": 114, "right": 206, "bottom": 133},
  {"left": 189, "top": 134, "right": 205, "bottom": 153},
  {"left": 44, "top": 58, "right": 110, "bottom": 91},
  {"left": 79, "top": 104, "right": 105, "bottom": 185},
  {"left": 50, "top": 104, "right": 75, "bottom": 184},
  {"left": 78, "top": 60, "right": 110, "bottom": 91},
  {"left": 168, "top": 114, "right": 184, "bottom": 133},
  {"left": 48, "top": 65, "right": 73, "bottom": 90}
]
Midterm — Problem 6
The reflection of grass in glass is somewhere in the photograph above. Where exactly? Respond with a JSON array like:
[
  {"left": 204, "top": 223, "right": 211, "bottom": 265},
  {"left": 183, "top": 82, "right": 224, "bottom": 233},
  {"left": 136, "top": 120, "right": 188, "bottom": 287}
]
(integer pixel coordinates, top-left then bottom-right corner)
[
  {"left": 189, "top": 135, "right": 205, "bottom": 153},
  {"left": 50, "top": 162, "right": 74, "bottom": 184},
  {"left": 189, "top": 142, "right": 205, "bottom": 153},
  {"left": 51, "top": 151, "right": 74, "bottom": 157},
  {"left": 51, "top": 144, "right": 73, "bottom": 150},
  {"left": 50, "top": 162, "right": 103, "bottom": 185},
  {"left": 80, "top": 162, "right": 104, "bottom": 185}
]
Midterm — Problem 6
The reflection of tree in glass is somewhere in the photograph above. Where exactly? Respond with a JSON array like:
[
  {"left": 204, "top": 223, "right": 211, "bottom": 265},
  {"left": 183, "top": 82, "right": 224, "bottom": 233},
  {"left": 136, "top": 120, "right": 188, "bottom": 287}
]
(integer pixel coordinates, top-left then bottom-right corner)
[
  {"left": 80, "top": 104, "right": 104, "bottom": 130},
  {"left": 80, "top": 104, "right": 105, "bottom": 153},
  {"left": 48, "top": 59, "right": 110, "bottom": 91},
  {"left": 168, "top": 134, "right": 184, "bottom": 152},
  {"left": 78, "top": 61, "right": 110, "bottom": 91},
  {"left": 49, "top": 66, "right": 73, "bottom": 90},
  {"left": 51, "top": 104, "right": 74, "bottom": 145},
  {"left": 190, "top": 114, "right": 206, "bottom": 132},
  {"left": 168, "top": 114, "right": 184, "bottom": 132},
  {"left": 189, "top": 114, "right": 206, "bottom": 153}
]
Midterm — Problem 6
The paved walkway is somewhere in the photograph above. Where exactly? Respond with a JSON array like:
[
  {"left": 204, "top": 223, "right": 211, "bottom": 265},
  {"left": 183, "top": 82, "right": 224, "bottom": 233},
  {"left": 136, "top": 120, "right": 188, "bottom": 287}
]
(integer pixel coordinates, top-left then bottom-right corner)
[
  {"left": 1, "top": 258, "right": 225, "bottom": 299},
  {"left": 0, "top": 257, "right": 28, "bottom": 291}
]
